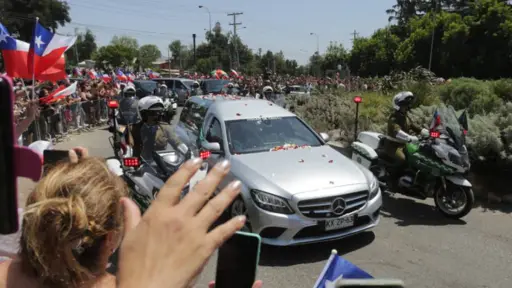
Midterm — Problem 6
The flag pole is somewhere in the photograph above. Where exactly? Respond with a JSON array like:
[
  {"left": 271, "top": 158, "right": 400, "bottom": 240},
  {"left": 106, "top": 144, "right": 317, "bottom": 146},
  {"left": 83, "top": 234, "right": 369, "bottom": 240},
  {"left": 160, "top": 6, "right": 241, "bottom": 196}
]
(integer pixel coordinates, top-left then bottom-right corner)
[{"left": 32, "top": 17, "right": 41, "bottom": 141}]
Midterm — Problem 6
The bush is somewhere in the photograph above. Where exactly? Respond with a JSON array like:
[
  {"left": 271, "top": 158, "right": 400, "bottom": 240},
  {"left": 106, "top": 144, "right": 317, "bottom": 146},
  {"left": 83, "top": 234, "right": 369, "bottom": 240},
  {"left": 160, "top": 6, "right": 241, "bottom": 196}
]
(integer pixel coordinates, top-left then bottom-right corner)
[
  {"left": 491, "top": 79, "right": 512, "bottom": 102},
  {"left": 438, "top": 78, "right": 501, "bottom": 115},
  {"left": 289, "top": 78, "right": 512, "bottom": 178}
]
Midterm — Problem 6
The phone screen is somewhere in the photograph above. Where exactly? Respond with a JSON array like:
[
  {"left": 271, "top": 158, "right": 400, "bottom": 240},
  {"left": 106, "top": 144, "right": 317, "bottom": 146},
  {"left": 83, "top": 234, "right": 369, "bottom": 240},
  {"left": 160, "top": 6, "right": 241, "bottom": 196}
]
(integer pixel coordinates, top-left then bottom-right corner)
[
  {"left": 0, "top": 77, "right": 18, "bottom": 234},
  {"left": 43, "top": 150, "right": 70, "bottom": 174},
  {"left": 215, "top": 232, "right": 261, "bottom": 288}
]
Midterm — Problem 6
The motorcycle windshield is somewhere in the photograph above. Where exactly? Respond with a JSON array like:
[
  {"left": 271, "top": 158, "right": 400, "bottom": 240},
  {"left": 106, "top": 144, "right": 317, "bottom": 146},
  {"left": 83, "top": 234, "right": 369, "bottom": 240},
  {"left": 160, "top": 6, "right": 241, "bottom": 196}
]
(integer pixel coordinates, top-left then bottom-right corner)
[{"left": 436, "top": 105, "right": 464, "bottom": 147}]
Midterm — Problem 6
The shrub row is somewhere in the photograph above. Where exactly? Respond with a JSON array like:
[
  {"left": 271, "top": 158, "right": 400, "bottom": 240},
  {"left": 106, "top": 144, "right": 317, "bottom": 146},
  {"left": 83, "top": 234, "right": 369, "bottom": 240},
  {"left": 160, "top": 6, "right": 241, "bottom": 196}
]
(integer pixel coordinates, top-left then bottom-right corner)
[{"left": 287, "top": 78, "right": 512, "bottom": 177}]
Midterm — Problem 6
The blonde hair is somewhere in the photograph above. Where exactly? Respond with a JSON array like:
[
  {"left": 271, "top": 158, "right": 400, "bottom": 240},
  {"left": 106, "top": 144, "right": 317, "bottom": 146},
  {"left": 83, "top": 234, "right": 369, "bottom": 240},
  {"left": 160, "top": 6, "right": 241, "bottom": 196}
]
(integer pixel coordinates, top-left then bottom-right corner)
[{"left": 19, "top": 157, "right": 128, "bottom": 288}]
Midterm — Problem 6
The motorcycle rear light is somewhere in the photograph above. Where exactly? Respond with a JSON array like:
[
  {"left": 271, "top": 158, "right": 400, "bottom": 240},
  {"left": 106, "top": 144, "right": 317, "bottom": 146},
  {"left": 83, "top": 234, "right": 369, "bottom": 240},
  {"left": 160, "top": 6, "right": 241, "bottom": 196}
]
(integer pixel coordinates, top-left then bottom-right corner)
[
  {"left": 463, "top": 129, "right": 468, "bottom": 135},
  {"left": 108, "top": 100, "right": 119, "bottom": 109},
  {"left": 430, "top": 131, "right": 440, "bottom": 138},
  {"left": 199, "top": 150, "right": 211, "bottom": 160},
  {"left": 123, "top": 157, "right": 140, "bottom": 167}
]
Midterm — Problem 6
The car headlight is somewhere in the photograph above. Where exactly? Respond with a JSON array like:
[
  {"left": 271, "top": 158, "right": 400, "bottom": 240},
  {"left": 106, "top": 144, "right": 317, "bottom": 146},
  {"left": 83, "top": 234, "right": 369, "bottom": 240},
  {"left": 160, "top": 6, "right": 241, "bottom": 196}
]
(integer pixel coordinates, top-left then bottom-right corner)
[
  {"left": 368, "top": 175, "right": 379, "bottom": 199},
  {"left": 250, "top": 189, "right": 294, "bottom": 214}
]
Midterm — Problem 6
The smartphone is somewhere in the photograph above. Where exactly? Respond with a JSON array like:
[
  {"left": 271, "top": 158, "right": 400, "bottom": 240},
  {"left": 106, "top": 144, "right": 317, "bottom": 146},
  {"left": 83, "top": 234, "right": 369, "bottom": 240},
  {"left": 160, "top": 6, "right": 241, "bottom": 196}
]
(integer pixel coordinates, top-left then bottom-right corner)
[
  {"left": 335, "top": 279, "right": 405, "bottom": 287},
  {"left": 43, "top": 149, "right": 70, "bottom": 174},
  {"left": 0, "top": 76, "right": 18, "bottom": 234},
  {"left": 214, "top": 231, "right": 261, "bottom": 288}
]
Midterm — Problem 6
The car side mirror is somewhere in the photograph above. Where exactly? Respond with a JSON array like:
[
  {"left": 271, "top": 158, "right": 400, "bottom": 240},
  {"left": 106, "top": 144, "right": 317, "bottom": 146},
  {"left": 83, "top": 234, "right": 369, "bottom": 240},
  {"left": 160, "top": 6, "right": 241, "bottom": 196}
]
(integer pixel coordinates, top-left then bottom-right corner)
[
  {"left": 192, "top": 113, "right": 201, "bottom": 120},
  {"left": 320, "top": 132, "right": 330, "bottom": 142},
  {"left": 201, "top": 140, "right": 222, "bottom": 154}
]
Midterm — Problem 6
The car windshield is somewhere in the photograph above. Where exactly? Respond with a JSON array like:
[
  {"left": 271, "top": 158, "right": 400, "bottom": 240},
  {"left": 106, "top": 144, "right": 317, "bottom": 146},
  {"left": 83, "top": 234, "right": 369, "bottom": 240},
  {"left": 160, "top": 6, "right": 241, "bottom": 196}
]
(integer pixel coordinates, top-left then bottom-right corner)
[
  {"left": 183, "top": 80, "right": 195, "bottom": 89},
  {"left": 225, "top": 116, "right": 323, "bottom": 154},
  {"left": 138, "top": 81, "right": 157, "bottom": 93},
  {"left": 204, "top": 80, "right": 230, "bottom": 93}
]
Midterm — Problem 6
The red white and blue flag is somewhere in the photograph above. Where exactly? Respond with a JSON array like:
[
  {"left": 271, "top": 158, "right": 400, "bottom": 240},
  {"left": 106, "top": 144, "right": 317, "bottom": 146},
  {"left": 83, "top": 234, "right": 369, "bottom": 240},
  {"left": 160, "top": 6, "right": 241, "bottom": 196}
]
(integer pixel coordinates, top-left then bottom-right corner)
[
  {"left": 430, "top": 110, "right": 442, "bottom": 130},
  {"left": 116, "top": 69, "right": 128, "bottom": 81},
  {"left": 28, "top": 22, "right": 76, "bottom": 76},
  {"left": 126, "top": 72, "right": 136, "bottom": 81},
  {"left": 87, "top": 69, "right": 98, "bottom": 79},
  {"left": 147, "top": 69, "right": 160, "bottom": 79},
  {"left": 0, "top": 22, "right": 66, "bottom": 81}
]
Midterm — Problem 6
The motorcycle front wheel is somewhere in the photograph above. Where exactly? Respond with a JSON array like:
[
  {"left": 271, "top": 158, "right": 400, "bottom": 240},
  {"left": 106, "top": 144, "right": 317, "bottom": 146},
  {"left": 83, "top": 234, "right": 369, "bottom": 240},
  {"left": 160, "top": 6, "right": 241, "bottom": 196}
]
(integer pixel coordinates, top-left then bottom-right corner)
[{"left": 434, "top": 182, "right": 474, "bottom": 219}]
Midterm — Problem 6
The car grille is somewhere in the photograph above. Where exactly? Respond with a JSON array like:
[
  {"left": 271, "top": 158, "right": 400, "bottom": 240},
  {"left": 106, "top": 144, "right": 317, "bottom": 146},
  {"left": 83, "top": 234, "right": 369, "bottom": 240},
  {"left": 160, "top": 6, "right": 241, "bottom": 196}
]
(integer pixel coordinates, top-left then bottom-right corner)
[{"left": 297, "top": 190, "right": 369, "bottom": 219}]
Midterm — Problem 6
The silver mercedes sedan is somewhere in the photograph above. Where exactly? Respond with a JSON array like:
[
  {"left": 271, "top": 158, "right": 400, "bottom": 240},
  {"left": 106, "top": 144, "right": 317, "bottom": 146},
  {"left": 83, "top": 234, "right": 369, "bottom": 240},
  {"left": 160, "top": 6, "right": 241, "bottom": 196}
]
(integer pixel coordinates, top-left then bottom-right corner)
[{"left": 175, "top": 96, "right": 382, "bottom": 246}]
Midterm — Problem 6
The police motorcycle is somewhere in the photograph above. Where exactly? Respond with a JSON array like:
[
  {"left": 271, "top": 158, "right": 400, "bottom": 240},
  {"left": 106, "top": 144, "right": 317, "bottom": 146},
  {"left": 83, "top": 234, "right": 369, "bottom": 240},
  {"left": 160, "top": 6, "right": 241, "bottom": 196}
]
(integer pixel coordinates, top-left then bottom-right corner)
[
  {"left": 351, "top": 104, "right": 474, "bottom": 219},
  {"left": 156, "top": 84, "right": 178, "bottom": 123},
  {"left": 105, "top": 97, "right": 208, "bottom": 213}
]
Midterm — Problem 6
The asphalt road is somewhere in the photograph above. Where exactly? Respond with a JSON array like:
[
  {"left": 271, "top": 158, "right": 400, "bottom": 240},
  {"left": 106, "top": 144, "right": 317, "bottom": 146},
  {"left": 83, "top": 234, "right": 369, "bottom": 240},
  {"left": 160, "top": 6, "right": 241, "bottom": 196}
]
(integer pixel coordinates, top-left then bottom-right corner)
[{"left": 22, "top": 110, "right": 512, "bottom": 288}]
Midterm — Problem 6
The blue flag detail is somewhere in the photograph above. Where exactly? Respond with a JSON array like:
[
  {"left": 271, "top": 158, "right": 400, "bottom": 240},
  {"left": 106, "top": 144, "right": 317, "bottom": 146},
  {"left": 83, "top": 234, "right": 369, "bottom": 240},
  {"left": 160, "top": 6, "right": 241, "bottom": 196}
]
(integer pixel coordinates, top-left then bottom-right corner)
[{"left": 313, "top": 251, "right": 373, "bottom": 288}]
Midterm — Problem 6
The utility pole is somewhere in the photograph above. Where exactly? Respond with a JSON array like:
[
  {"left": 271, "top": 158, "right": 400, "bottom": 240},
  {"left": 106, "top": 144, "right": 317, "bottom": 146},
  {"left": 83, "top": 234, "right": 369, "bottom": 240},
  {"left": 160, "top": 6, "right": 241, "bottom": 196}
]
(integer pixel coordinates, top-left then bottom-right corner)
[
  {"left": 428, "top": 0, "right": 438, "bottom": 71},
  {"left": 350, "top": 30, "right": 359, "bottom": 42},
  {"left": 228, "top": 12, "right": 243, "bottom": 70},
  {"left": 74, "top": 27, "right": 80, "bottom": 64}
]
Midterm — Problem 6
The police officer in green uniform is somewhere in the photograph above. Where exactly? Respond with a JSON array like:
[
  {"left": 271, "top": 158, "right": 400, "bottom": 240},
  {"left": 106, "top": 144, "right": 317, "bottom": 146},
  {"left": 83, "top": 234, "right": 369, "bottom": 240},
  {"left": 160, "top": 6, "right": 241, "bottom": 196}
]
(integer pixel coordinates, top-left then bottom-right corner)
[
  {"left": 386, "top": 91, "right": 425, "bottom": 163},
  {"left": 129, "top": 96, "right": 188, "bottom": 161}
]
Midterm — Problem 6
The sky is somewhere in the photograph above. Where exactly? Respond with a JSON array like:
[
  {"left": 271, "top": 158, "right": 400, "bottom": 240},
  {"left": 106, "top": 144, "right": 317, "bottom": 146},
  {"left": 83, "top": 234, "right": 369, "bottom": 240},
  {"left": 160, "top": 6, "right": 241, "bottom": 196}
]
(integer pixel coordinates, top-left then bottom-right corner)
[{"left": 58, "top": 0, "right": 396, "bottom": 65}]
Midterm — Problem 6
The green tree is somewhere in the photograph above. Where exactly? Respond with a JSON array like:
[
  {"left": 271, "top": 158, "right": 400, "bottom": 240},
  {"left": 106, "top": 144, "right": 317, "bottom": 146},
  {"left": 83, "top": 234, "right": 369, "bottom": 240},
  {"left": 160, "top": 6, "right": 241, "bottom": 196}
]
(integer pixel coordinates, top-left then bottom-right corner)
[
  {"left": 110, "top": 35, "right": 139, "bottom": 51},
  {"left": 93, "top": 44, "right": 138, "bottom": 69},
  {"left": 168, "top": 40, "right": 183, "bottom": 66},
  {"left": 1, "top": 0, "right": 71, "bottom": 41},
  {"left": 349, "top": 27, "right": 400, "bottom": 77},
  {"left": 65, "top": 29, "right": 97, "bottom": 66},
  {"left": 323, "top": 42, "right": 349, "bottom": 72},
  {"left": 138, "top": 44, "right": 161, "bottom": 68}
]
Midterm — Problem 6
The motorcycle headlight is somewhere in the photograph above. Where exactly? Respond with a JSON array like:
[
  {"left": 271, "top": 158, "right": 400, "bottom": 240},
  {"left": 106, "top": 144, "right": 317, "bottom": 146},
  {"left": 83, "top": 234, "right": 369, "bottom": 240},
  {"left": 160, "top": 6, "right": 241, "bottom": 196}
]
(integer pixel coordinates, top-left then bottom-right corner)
[
  {"left": 368, "top": 175, "right": 380, "bottom": 199},
  {"left": 250, "top": 189, "right": 294, "bottom": 214}
]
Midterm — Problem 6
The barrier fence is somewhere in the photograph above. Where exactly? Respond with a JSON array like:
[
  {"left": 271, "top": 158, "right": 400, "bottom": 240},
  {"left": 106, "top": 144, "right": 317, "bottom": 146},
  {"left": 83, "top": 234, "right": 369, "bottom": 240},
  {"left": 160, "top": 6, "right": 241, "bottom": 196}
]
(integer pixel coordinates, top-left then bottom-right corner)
[{"left": 21, "top": 98, "right": 110, "bottom": 146}]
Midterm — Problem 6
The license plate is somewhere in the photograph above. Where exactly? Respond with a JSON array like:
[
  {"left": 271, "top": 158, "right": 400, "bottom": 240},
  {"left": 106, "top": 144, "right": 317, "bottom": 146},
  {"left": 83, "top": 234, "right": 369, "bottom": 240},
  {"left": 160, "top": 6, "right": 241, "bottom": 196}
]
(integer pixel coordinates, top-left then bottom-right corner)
[
  {"left": 325, "top": 214, "right": 355, "bottom": 231},
  {"left": 172, "top": 103, "right": 177, "bottom": 109}
]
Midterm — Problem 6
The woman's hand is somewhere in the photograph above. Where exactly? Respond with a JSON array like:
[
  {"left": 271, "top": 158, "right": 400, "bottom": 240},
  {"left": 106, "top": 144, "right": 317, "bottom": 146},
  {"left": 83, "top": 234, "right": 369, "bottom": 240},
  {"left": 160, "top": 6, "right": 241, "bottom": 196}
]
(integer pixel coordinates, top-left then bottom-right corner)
[
  {"left": 68, "top": 147, "right": 89, "bottom": 163},
  {"left": 117, "top": 159, "right": 245, "bottom": 288},
  {"left": 208, "top": 280, "right": 263, "bottom": 288}
]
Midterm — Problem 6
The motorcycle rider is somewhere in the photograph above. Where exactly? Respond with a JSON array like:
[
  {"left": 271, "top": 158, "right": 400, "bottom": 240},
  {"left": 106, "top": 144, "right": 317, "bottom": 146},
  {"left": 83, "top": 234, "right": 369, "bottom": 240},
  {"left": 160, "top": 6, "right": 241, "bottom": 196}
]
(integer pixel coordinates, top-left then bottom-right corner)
[
  {"left": 226, "top": 83, "right": 235, "bottom": 95},
  {"left": 261, "top": 86, "right": 273, "bottom": 100},
  {"left": 386, "top": 92, "right": 428, "bottom": 188},
  {"left": 118, "top": 86, "right": 140, "bottom": 125},
  {"left": 191, "top": 81, "right": 200, "bottom": 96},
  {"left": 128, "top": 96, "right": 188, "bottom": 162}
]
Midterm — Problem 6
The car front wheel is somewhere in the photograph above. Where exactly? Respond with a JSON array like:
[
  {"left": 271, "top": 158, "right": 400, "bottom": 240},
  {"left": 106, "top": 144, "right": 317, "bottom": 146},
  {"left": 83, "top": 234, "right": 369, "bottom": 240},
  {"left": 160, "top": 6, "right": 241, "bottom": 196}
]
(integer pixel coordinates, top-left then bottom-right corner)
[{"left": 229, "top": 197, "right": 252, "bottom": 232}]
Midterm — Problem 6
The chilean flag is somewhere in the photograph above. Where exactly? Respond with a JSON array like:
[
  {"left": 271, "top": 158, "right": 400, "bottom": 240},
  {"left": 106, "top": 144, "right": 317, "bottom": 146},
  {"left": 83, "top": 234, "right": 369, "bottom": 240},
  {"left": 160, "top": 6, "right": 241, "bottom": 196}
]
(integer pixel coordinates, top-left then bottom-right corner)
[
  {"left": 147, "top": 70, "right": 160, "bottom": 79},
  {"left": 126, "top": 72, "right": 135, "bottom": 81},
  {"left": 39, "top": 81, "right": 78, "bottom": 104},
  {"left": 28, "top": 22, "right": 76, "bottom": 76},
  {"left": 88, "top": 69, "right": 98, "bottom": 79},
  {"left": 1, "top": 23, "right": 67, "bottom": 81},
  {"left": 116, "top": 69, "right": 128, "bottom": 81},
  {"left": 102, "top": 74, "right": 112, "bottom": 82},
  {"left": 430, "top": 110, "right": 442, "bottom": 130}
]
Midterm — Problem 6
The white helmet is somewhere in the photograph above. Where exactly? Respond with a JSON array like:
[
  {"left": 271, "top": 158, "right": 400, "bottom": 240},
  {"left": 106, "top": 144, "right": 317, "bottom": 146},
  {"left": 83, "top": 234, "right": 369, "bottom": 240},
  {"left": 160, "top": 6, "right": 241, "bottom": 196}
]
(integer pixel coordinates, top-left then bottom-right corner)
[
  {"left": 138, "top": 96, "right": 164, "bottom": 112},
  {"left": 262, "top": 86, "right": 273, "bottom": 93},
  {"left": 123, "top": 86, "right": 136, "bottom": 97},
  {"left": 392, "top": 91, "right": 415, "bottom": 111}
]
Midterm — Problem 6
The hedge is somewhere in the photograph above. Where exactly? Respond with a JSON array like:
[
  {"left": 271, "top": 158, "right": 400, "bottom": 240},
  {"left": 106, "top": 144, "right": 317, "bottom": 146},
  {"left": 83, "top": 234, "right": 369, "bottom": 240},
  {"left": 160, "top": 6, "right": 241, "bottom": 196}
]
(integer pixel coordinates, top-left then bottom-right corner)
[{"left": 287, "top": 78, "right": 512, "bottom": 179}]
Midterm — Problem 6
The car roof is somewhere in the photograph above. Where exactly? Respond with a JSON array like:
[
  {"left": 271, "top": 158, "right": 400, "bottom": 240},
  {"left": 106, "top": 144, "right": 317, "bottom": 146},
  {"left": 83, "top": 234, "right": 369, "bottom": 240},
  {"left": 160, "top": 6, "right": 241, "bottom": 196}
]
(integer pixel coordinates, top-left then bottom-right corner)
[
  {"left": 153, "top": 78, "right": 190, "bottom": 81},
  {"left": 204, "top": 97, "right": 295, "bottom": 122}
]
